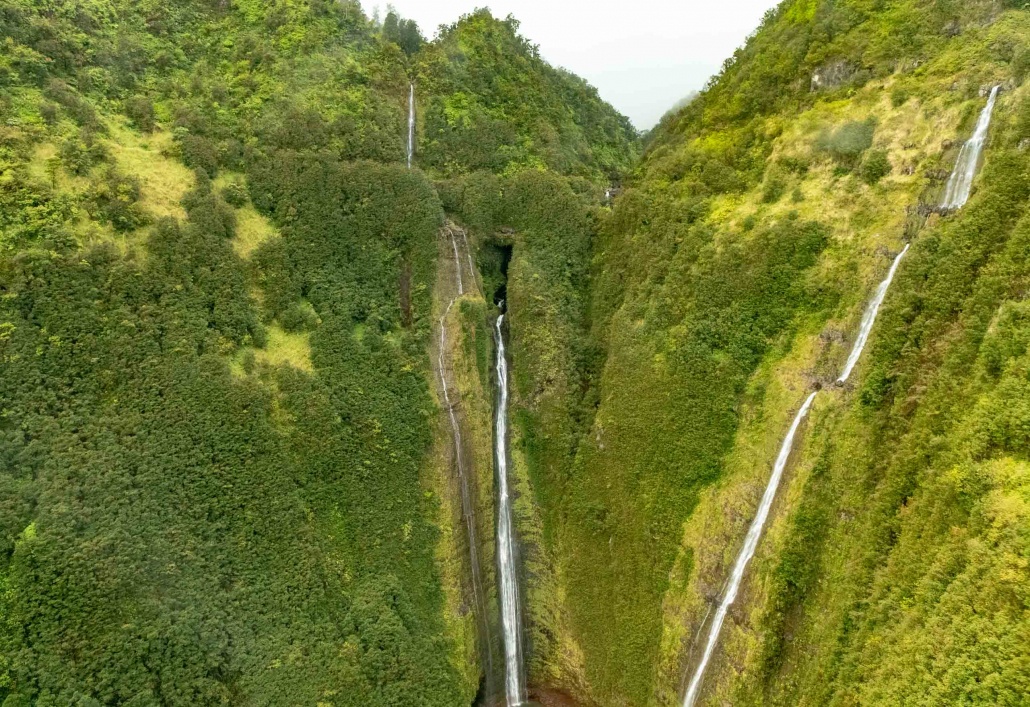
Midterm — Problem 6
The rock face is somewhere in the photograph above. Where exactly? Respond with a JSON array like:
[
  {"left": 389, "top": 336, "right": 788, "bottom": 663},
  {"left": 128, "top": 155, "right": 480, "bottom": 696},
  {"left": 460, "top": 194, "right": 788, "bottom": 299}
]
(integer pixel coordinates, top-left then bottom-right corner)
[{"left": 811, "top": 60, "right": 855, "bottom": 91}]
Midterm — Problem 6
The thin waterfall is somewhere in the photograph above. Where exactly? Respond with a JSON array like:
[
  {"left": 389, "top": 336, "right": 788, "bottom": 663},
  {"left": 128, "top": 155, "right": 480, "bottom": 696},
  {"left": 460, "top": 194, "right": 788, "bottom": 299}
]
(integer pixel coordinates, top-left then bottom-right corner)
[
  {"left": 839, "top": 86, "right": 999, "bottom": 381},
  {"left": 940, "top": 86, "right": 1000, "bottom": 210},
  {"left": 683, "top": 392, "right": 818, "bottom": 707},
  {"left": 450, "top": 230, "right": 464, "bottom": 296},
  {"left": 494, "top": 309, "right": 527, "bottom": 706},
  {"left": 837, "top": 243, "right": 910, "bottom": 383},
  {"left": 436, "top": 228, "right": 493, "bottom": 686},
  {"left": 460, "top": 228, "right": 478, "bottom": 296},
  {"left": 407, "top": 82, "right": 415, "bottom": 169},
  {"left": 677, "top": 84, "right": 1003, "bottom": 706}
]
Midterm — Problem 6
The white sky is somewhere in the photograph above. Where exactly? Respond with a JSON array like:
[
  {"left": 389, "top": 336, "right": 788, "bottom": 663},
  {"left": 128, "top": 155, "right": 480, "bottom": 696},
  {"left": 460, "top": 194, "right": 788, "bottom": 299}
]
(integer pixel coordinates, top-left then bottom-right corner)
[{"left": 366, "top": 0, "right": 782, "bottom": 129}]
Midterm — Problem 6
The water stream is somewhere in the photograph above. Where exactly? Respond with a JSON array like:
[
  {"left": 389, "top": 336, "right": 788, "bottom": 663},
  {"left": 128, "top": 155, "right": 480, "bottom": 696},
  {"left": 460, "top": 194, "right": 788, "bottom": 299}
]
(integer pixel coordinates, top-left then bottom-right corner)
[
  {"left": 436, "top": 228, "right": 494, "bottom": 692},
  {"left": 683, "top": 392, "right": 818, "bottom": 707},
  {"left": 679, "top": 84, "right": 1002, "bottom": 706},
  {"left": 837, "top": 243, "right": 910, "bottom": 384},
  {"left": 407, "top": 82, "right": 415, "bottom": 169},
  {"left": 940, "top": 85, "right": 1000, "bottom": 210},
  {"left": 494, "top": 309, "right": 527, "bottom": 706}
]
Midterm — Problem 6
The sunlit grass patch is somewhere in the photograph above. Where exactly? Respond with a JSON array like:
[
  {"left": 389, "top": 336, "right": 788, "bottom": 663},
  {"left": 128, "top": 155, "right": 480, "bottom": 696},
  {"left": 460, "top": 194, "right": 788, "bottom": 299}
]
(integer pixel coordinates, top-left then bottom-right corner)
[
  {"left": 106, "top": 120, "right": 193, "bottom": 220},
  {"left": 213, "top": 171, "right": 279, "bottom": 259},
  {"left": 257, "top": 324, "right": 313, "bottom": 372},
  {"left": 233, "top": 206, "right": 279, "bottom": 259}
]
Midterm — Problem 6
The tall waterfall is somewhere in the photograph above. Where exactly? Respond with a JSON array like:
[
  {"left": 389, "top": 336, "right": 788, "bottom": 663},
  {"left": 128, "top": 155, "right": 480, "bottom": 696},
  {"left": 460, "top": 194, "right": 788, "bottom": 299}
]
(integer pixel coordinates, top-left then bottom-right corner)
[
  {"left": 407, "top": 82, "right": 415, "bottom": 169},
  {"left": 494, "top": 310, "right": 527, "bottom": 706},
  {"left": 940, "top": 85, "right": 1000, "bottom": 210},
  {"left": 683, "top": 392, "right": 819, "bottom": 707},
  {"left": 436, "top": 227, "right": 494, "bottom": 687},
  {"left": 837, "top": 86, "right": 999, "bottom": 381},
  {"left": 677, "top": 84, "right": 1002, "bottom": 707},
  {"left": 837, "top": 243, "right": 910, "bottom": 383}
]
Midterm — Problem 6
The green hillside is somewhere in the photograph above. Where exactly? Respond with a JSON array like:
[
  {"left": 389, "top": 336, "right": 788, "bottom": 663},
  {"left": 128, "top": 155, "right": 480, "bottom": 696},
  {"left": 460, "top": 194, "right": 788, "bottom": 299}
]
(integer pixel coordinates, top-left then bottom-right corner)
[
  {"left": 0, "top": 1, "right": 631, "bottom": 705},
  {"left": 1, "top": 0, "right": 1028, "bottom": 706},
  {"left": 528, "top": 1, "right": 1030, "bottom": 704}
]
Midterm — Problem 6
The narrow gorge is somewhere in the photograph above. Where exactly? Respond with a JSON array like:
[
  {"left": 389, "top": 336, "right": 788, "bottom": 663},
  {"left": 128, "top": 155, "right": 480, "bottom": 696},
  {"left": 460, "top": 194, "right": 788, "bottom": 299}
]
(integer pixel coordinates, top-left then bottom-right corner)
[{"left": 1, "top": 2, "right": 1027, "bottom": 707}]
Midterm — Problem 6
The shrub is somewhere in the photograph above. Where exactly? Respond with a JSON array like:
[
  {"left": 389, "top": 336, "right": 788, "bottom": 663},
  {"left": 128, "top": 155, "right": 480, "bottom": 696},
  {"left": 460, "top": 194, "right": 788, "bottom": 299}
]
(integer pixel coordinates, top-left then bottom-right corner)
[
  {"left": 43, "top": 79, "right": 100, "bottom": 129},
  {"left": 39, "top": 101, "right": 59, "bottom": 126},
  {"left": 890, "top": 87, "right": 910, "bottom": 108},
  {"left": 85, "top": 169, "right": 148, "bottom": 232},
  {"left": 816, "top": 118, "right": 876, "bottom": 170},
  {"left": 220, "top": 139, "right": 246, "bottom": 171},
  {"left": 762, "top": 174, "right": 787, "bottom": 203},
  {"left": 182, "top": 186, "right": 236, "bottom": 239},
  {"left": 220, "top": 181, "right": 248, "bottom": 207},
  {"left": 778, "top": 156, "right": 810, "bottom": 175},
  {"left": 124, "top": 96, "right": 155, "bottom": 133},
  {"left": 241, "top": 349, "right": 257, "bottom": 374},
  {"left": 59, "top": 129, "right": 108, "bottom": 174},
  {"left": 280, "top": 301, "right": 320, "bottom": 332},
  {"left": 179, "top": 134, "right": 219, "bottom": 176},
  {"left": 1014, "top": 47, "right": 1030, "bottom": 83},
  {"left": 860, "top": 149, "right": 892, "bottom": 185}
]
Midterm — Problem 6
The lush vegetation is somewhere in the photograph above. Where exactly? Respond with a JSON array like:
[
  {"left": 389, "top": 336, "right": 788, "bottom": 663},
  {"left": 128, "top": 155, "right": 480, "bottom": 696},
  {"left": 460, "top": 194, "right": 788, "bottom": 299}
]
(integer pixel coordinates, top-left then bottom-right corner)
[
  {"left": 746, "top": 97, "right": 1030, "bottom": 705},
  {"left": 416, "top": 10, "right": 637, "bottom": 180},
  {"left": 2, "top": 0, "right": 1028, "bottom": 705},
  {"left": 0, "top": 0, "right": 632, "bottom": 705},
  {"left": 499, "top": 1, "right": 1030, "bottom": 705}
]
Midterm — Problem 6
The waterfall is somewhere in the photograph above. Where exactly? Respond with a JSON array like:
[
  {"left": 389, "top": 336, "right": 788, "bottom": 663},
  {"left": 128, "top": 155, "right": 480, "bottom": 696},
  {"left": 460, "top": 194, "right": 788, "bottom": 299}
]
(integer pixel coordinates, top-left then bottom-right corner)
[
  {"left": 407, "top": 82, "right": 416, "bottom": 169},
  {"left": 837, "top": 243, "right": 910, "bottom": 383},
  {"left": 450, "top": 230, "right": 464, "bottom": 296},
  {"left": 436, "top": 227, "right": 494, "bottom": 688},
  {"left": 839, "top": 86, "right": 999, "bottom": 381},
  {"left": 494, "top": 310, "right": 527, "bottom": 706},
  {"left": 460, "top": 228, "right": 478, "bottom": 296},
  {"left": 676, "top": 83, "right": 1002, "bottom": 707},
  {"left": 940, "top": 86, "right": 1000, "bottom": 210},
  {"left": 683, "top": 392, "right": 819, "bottom": 707}
]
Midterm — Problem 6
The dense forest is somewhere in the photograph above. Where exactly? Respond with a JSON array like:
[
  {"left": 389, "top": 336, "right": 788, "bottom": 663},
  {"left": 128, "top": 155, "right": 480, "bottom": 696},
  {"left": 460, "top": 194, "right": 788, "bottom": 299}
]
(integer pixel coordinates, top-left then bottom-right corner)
[
  {"left": 0, "top": 1, "right": 631, "bottom": 705},
  {"left": 0, "top": 0, "right": 1028, "bottom": 706}
]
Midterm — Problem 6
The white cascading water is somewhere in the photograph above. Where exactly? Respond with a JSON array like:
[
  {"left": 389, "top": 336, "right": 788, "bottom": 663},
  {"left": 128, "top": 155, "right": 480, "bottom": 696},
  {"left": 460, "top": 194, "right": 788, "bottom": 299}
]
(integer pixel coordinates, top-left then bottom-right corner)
[
  {"left": 494, "top": 310, "right": 527, "bottom": 706},
  {"left": 837, "top": 243, "right": 910, "bottom": 383},
  {"left": 450, "top": 230, "right": 464, "bottom": 296},
  {"left": 683, "top": 392, "right": 818, "bottom": 707},
  {"left": 679, "top": 85, "right": 1002, "bottom": 706},
  {"left": 940, "top": 85, "right": 1000, "bottom": 210},
  {"left": 407, "top": 82, "right": 416, "bottom": 169},
  {"left": 460, "top": 228, "right": 478, "bottom": 295},
  {"left": 436, "top": 228, "right": 494, "bottom": 682}
]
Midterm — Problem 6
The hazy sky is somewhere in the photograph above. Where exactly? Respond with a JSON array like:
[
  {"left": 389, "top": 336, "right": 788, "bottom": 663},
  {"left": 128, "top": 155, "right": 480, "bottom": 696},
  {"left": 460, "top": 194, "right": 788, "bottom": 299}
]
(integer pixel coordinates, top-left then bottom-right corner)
[{"left": 367, "top": 0, "right": 782, "bottom": 129}]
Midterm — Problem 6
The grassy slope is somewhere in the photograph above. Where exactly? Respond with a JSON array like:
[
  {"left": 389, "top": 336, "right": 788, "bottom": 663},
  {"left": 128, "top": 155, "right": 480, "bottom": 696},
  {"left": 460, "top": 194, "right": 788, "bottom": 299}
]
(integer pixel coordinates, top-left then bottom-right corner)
[{"left": 532, "top": 1, "right": 1030, "bottom": 704}]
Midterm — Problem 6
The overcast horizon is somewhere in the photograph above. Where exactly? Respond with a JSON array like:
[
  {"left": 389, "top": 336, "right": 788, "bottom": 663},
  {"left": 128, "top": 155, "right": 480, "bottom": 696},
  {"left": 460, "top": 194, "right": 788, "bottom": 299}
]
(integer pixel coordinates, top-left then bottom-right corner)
[{"left": 367, "top": 0, "right": 782, "bottom": 129}]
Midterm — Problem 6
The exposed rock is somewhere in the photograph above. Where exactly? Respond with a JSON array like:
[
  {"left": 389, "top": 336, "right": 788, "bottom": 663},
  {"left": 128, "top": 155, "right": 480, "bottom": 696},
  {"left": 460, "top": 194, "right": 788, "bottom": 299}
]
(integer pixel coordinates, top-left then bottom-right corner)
[
  {"left": 1019, "top": 138, "right": 1030, "bottom": 152},
  {"left": 941, "top": 139, "right": 955, "bottom": 151},
  {"left": 943, "top": 20, "right": 961, "bottom": 37},
  {"left": 811, "top": 60, "right": 855, "bottom": 91},
  {"left": 820, "top": 328, "right": 846, "bottom": 345}
]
